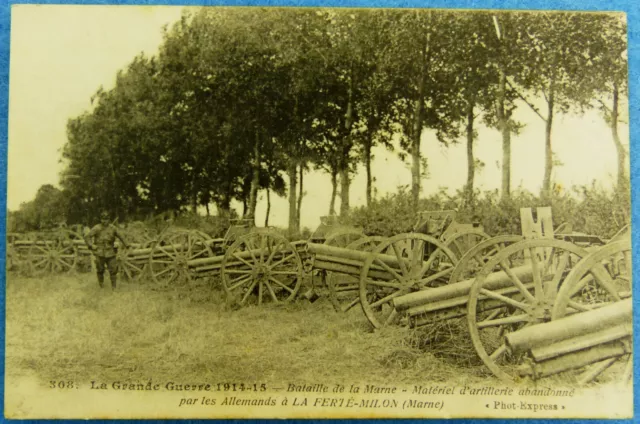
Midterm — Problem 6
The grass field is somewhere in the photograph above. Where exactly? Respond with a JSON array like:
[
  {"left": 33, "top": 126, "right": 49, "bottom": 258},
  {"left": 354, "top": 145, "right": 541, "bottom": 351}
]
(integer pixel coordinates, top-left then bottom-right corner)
[{"left": 6, "top": 272, "right": 500, "bottom": 389}]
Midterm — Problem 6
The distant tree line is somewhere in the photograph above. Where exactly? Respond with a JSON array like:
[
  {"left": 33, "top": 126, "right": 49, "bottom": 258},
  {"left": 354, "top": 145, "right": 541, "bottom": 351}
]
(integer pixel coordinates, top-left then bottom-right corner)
[{"left": 11, "top": 8, "right": 628, "bottom": 232}]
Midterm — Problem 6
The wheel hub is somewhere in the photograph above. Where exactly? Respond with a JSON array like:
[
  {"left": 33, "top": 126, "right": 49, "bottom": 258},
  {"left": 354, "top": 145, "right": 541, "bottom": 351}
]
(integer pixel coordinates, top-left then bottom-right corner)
[
  {"left": 253, "top": 264, "right": 270, "bottom": 281},
  {"left": 528, "top": 300, "right": 553, "bottom": 322}
]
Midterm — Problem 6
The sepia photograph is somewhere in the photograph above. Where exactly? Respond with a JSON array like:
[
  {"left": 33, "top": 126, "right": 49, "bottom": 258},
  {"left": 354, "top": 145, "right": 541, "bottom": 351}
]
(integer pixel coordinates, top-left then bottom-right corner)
[{"left": 4, "top": 3, "right": 634, "bottom": 419}]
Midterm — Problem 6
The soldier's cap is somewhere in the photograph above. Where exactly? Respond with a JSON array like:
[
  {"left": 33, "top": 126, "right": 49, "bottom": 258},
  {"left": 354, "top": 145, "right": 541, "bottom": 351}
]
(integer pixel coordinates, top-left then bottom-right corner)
[{"left": 100, "top": 211, "right": 110, "bottom": 220}]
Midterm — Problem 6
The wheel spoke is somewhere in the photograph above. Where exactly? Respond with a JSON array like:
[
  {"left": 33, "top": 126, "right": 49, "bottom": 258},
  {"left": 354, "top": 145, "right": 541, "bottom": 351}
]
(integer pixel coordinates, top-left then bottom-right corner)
[
  {"left": 369, "top": 290, "right": 404, "bottom": 309},
  {"left": 384, "top": 308, "right": 398, "bottom": 326},
  {"left": 418, "top": 247, "right": 441, "bottom": 277},
  {"left": 590, "top": 264, "right": 623, "bottom": 301},
  {"left": 228, "top": 272, "right": 251, "bottom": 285},
  {"left": 263, "top": 279, "right": 279, "bottom": 302},
  {"left": 32, "top": 258, "right": 49, "bottom": 268},
  {"left": 158, "top": 244, "right": 177, "bottom": 259},
  {"left": 541, "top": 247, "right": 556, "bottom": 277},
  {"left": 228, "top": 276, "right": 252, "bottom": 291},
  {"left": 189, "top": 249, "right": 208, "bottom": 260},
  {"left": 567, "top": 300, "right": 594, "bottom": 313},
  {"left": 225, "top": 269, "right": 253, "bottom": 275},
  {"left": 391, "top": 243, "right": 410, "bottom": 277},
  {"left": 259, "top": 235, "right": 266, "bottom": 264},
  {"left": 451, "top": 238, "right": 465, "bottom": 256},
  {"left": 416, "top": 266, "right": 453, "bottom": 287},
  {"left": 265, "top": 240, "right": 285, "bottom": 265},
  {"left": 246, "top": 240, "right": 259, "bottom": 264},
  {"left": 232, "top": 253, "right": 255, "bottom": 269},
  {"left": 270, "top": 252, "right": 296, "bottom": 269},
  {"left": 489, "top": 344, "right": 508, "bottom": 361},
  {"left": 154, "top": 266, "right": 174, "bottom": 278},
  {"left": 341, "top": 297, "right": 360, "bottom": 312},
  {"left": 364, "top": 278, "right": 404, "bottom": 290},
  {"left": 57, "top": 257, "right": 74, "bottom": 269},
  {"left": 527, "top": 248, "right": 544, "bottom": 300},
  {"left": 548, "top": 251, "right": 570, "bottom": 294},
  {"left": 268, "top": 277, "right": 295, "bottom": 294},
  {"left": 479, "top": 288, "right": 529, "bottom": 311},
  {"left": 374, "top": 257, "right": 405, "bottom": 283},
  {"left": 240, "top": 279, "right": 258, "bottom": 305},
  {"left": 498, "top": 261, "right": 536, "bottom": 303},
  {"left": 477, "top": 314, "right": 529, "bottom": 329}
]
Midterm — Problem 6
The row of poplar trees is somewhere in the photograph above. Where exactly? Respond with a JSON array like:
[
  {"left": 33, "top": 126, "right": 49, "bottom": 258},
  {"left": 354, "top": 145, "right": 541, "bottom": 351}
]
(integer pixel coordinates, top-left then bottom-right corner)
[{"left": 61, "top": 8, "right": 628, "bottom": 231}]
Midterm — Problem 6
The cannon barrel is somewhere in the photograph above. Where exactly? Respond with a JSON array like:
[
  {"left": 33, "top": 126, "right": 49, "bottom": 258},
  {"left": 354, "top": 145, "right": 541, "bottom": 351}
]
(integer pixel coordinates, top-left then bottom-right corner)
[
  {"left": 529, "top": 323, "right": 631, "bottom": 362},
  {"left": 517, "top": 341, "right": 630, "bottom": 379},
  {"left": 505, "top": 298, "right": 632, "bottom": 354},
  {"left": 308, "top": 242, "right": 396, "bottom": 267},
  {"left": 393, "top": 264, "right": 535, "bottom": 312}
]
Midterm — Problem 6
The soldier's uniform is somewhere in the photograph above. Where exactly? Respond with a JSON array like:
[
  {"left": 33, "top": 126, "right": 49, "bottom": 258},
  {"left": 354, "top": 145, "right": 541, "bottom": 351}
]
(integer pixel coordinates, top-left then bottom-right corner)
[{"left": 84, "top": 218, "right": 129, "bottom": 289}]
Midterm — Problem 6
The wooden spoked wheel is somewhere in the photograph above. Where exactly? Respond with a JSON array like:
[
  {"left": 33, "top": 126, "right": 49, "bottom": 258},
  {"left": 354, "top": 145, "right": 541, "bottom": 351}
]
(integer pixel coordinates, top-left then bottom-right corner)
[
  {"left": 550, "top": 239, "right": 632, "bottom": 386},
  {"left": 27, "top": 231, "right": 78, "bottom": 275},
  {"left": 442, "top": 229, "right": 491, "bottom": 262},
  {"left": 448, "top": 235, "right": 523, "bottom": 285},
  {"left": 324, "top": 228, "right": 365, "bottom": 247},
  {"left": 220, "top": 231, "right": 303, "bottom": 306},
  {"left": 553, "top": 239, "right": 632, "bottom": 318},
  {"left": 327, "top": 236, "right": 387, "bottom": 313},
  {"left": 148, "top": 230, "right": 213, "bottom": 286},
  {"left": 117, "top": 248, "right": 147, "bottom": 282},
  {"left": 359, "top": 233, "right": 458, "bottom": 329},
  {"left": 467, "top": 239, "right": 589, "bottom": 382}
]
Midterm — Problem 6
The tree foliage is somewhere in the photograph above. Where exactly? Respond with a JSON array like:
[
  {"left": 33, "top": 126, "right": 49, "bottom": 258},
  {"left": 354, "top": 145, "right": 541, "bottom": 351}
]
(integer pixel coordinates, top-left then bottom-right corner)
[{"left": 14, "top": 8, "right": 623, "bottom": 231}]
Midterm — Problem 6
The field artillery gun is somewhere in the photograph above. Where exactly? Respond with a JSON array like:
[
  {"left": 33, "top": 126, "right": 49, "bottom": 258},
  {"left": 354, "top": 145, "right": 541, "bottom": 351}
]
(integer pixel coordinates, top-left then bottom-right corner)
[
  {"left": 321, "top": 210, "right": 491, "bottom": 314},
  {"left": 391, "top": 208, "right": 631, "bottom": 383},
  {"left": 142, "top": 217, "right": 367, "bottom": 287},
  {"left": 508, "top": 298, "right": 632, "bottom": 386}
]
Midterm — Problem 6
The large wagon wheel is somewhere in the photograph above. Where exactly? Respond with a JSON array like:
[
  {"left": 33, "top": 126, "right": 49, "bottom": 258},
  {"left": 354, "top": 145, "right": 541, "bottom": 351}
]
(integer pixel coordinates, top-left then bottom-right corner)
[
  {"left": 117, "top": 248, "right": 147, "bottom": 282},
  {"left": 27, "top": 231, "right": 78, "bottom": 275},
  {"left": 442, "top": 228, "right": 491, "bottom": 261},
  {"left": 148, "top": 229, "right": 213, "bottom": 286},
  {"left": 324, "top": 228, "right": 365, "bottom": 247},
  {"left": 220, "top": 231, "right": 303, "bottom": 306},
  {"left": 448, "top": 235, "right": 523, "bottom": 285},
  {"left": 467, "top": 239, "right": 589, "bottom": 382},
  {"left": 549, "top": 239, "right": 632, "bottom": 385},
  {"left": 360, "top": 233, "right": 458, "bottom": 329},
  {"left": 327, "top": 236, "right": 387, "bottom": 313}
]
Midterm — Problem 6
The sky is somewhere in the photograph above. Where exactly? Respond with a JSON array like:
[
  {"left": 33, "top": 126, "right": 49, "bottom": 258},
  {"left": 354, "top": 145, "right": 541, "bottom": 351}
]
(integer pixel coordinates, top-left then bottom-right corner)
[{"left": 7, "top": 5, "right": 630, "bottom": 230}]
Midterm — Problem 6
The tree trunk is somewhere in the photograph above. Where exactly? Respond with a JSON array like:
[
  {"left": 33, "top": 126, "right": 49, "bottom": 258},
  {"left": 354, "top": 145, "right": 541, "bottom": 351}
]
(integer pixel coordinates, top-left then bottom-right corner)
[
  {"left": 542, "top": 85, "right": 555, "bottom": 199},
  {"left": 264, "top": 187, "right": 271, "bottom": 227},
  {"left": 411, "top": 65, "right": 426, "bottom": 213},
  {"left": 611, "top": 83, "right": 627, "bottom": 189},
  {"left": 288, "top": 160, "right": 298, "bottom": 234},
  {"left": 339, "top": 163, "right": 350, "bottom": 217},
  {"left": 297, "top": 164, "right": 304, "bottom": 222},
  {"left": 205, "top": 203, "right": 210, "bottom": 216},
  {"left": 465, "top": 101, "right": 475, "bottom": 206},
  {"left": 191, "top": 178, "right": 198, "bottom": 213},
  {"left": 364, "top": 135, "right": 373, "bottom": 206},
  {"left": 329, "top": 165, "right": 338, "bottom": 216},
  {"left": 497, "top": 67, "right": 511, "bottom": 200},
  {"left": 247, "top": 131, "right": 260, "bottom": 222},
  {"left": 340, "top": 73, "right": 354, "bottom": 217}
]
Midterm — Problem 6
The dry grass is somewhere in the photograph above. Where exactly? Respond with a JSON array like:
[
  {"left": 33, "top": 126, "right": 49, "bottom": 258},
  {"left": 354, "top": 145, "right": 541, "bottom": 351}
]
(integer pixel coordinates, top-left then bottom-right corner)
[{"left": 6, "top": 273, "right": 500, "bottom": 387}]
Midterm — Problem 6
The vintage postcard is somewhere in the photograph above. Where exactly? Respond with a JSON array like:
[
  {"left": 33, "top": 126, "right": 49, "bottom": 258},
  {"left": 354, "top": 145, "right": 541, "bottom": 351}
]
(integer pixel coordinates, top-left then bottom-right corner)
[{"left": 4, "top": 3, "right": 634, "bottom": 419}]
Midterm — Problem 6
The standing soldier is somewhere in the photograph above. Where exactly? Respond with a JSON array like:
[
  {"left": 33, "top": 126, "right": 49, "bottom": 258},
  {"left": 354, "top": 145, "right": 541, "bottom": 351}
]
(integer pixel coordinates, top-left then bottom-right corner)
[{"left": 84, "top": 211, "right": 130, "bottom": 290}]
